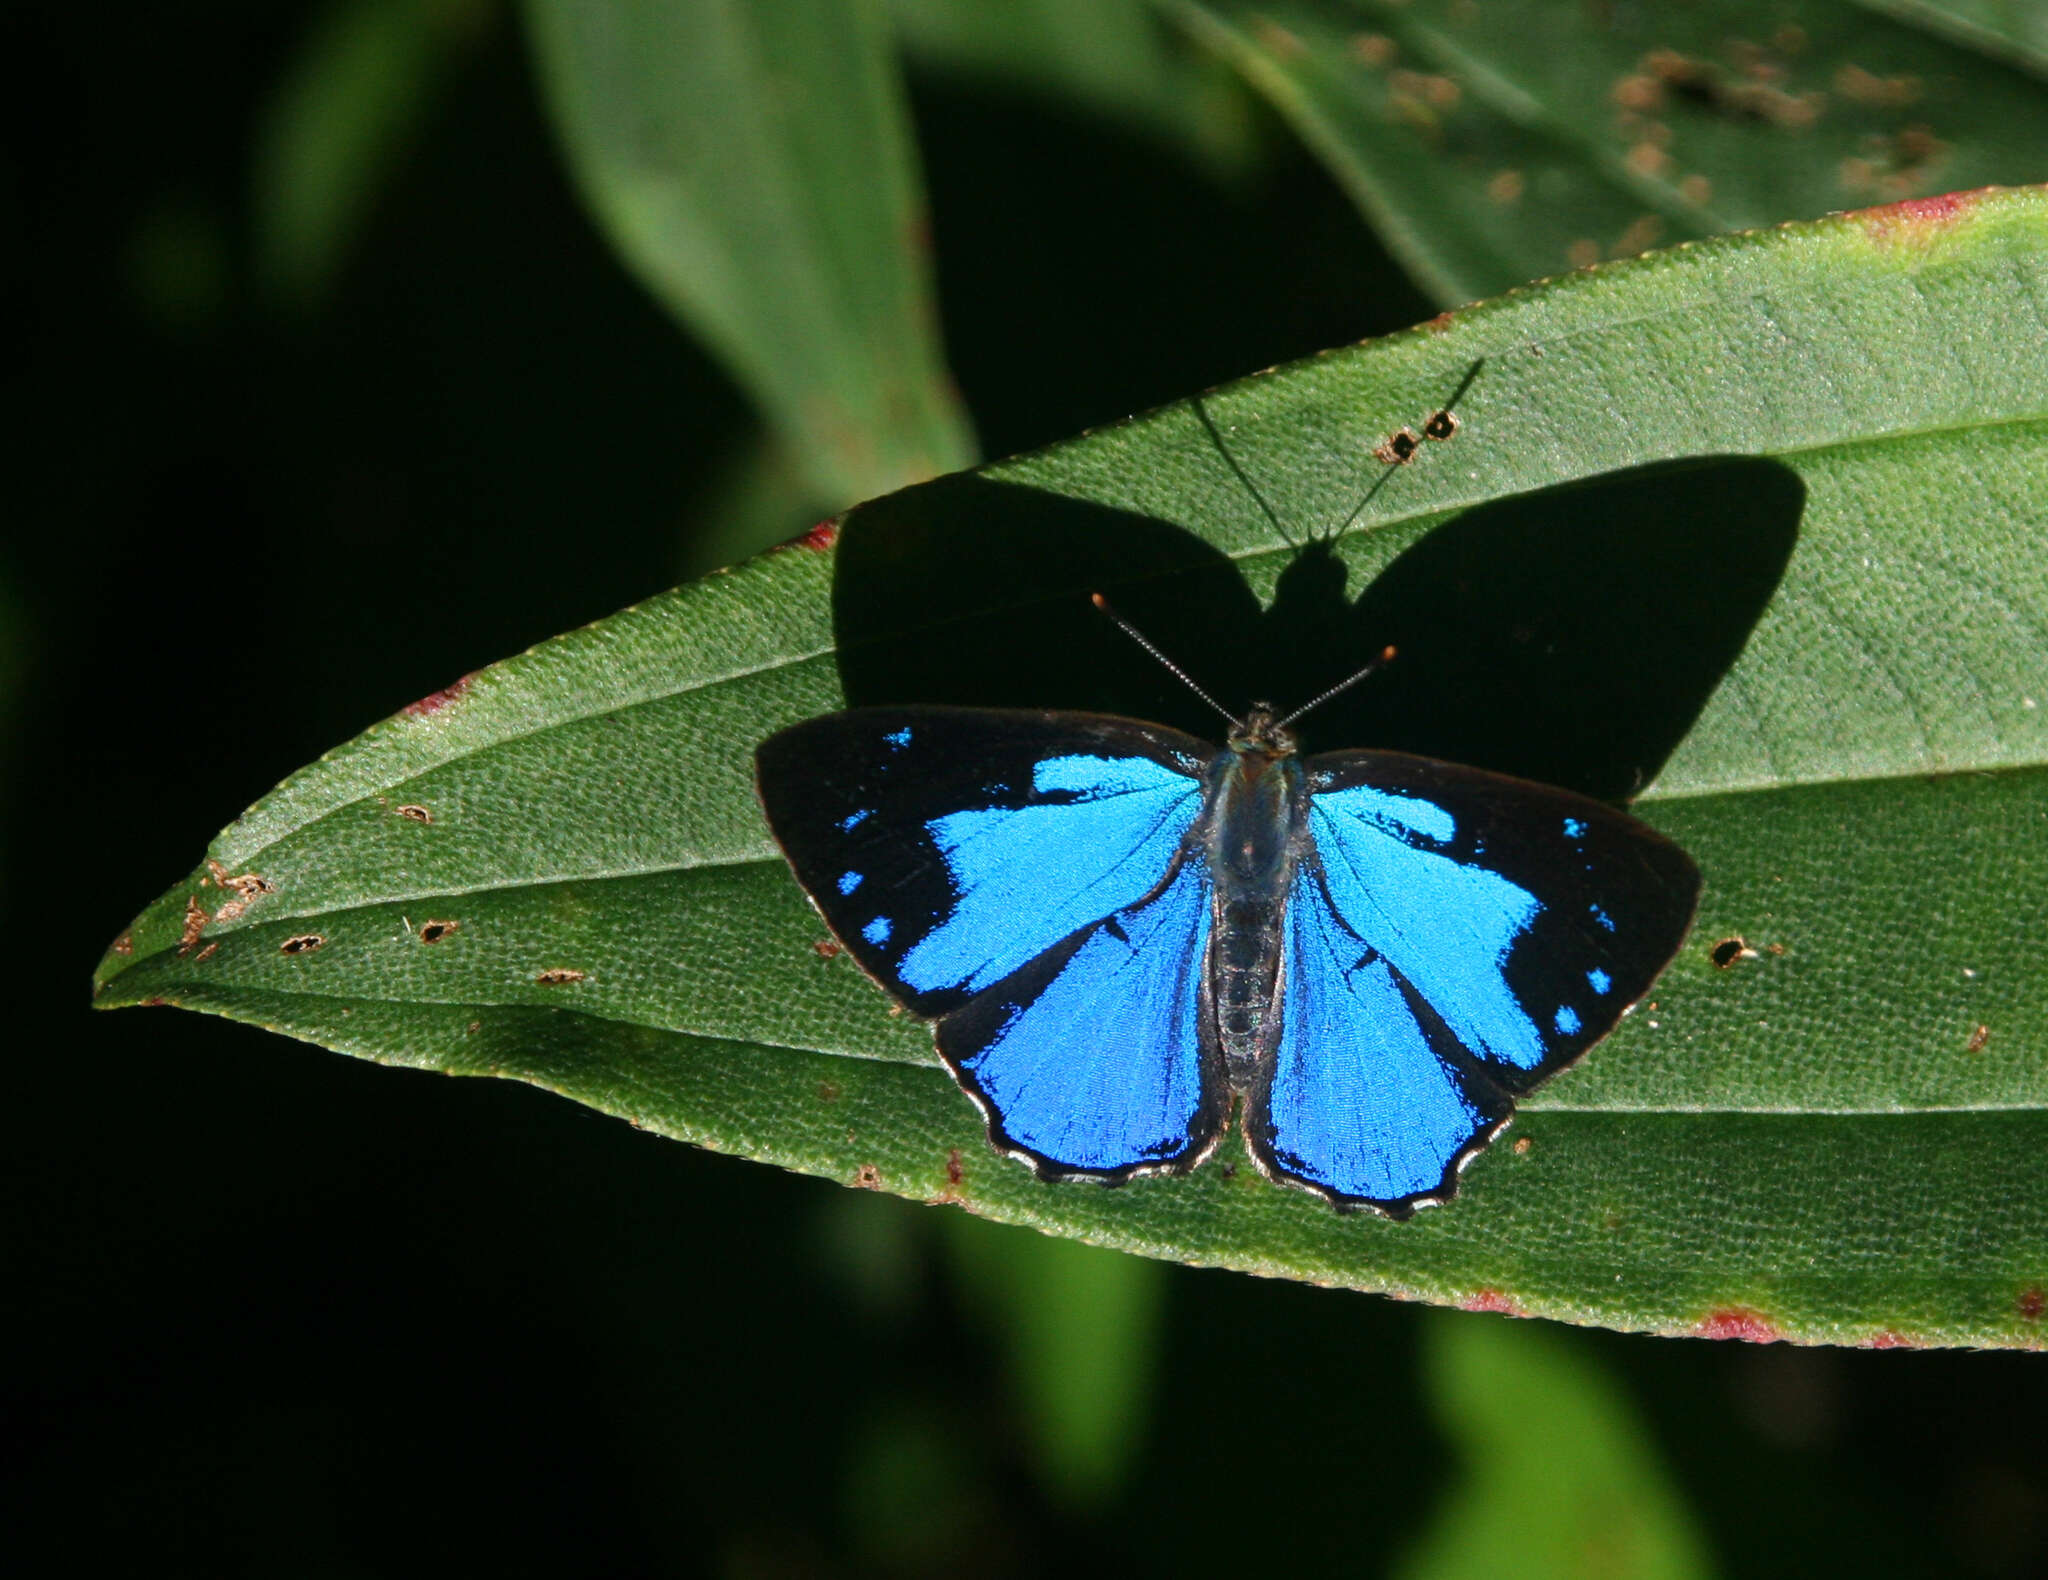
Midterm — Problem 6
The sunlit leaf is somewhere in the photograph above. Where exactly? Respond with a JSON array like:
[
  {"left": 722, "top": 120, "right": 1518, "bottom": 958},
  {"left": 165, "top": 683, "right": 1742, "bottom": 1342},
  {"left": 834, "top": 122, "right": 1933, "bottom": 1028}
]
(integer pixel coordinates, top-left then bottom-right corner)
[{"left": 98, "top": 188, "right": 2048, "bottom": 1347}]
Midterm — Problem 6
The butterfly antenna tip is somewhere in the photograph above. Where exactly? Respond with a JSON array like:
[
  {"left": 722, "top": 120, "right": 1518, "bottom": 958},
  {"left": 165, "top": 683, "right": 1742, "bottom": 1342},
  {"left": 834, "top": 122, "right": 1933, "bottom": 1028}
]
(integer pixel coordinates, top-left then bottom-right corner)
[
  {"left": 1089, "top": 592, "right": 1238, "bottom": 728},
  {"left": 1277, "top": 644, "right": 1399, "bottom": 730}
]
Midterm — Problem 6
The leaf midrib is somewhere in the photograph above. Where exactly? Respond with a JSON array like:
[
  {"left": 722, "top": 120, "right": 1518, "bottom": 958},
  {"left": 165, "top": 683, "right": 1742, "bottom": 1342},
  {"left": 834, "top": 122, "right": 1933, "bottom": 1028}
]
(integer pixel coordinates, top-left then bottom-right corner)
[{"left": 115, "top": 976, "right": 2048, "bottom": 1118}]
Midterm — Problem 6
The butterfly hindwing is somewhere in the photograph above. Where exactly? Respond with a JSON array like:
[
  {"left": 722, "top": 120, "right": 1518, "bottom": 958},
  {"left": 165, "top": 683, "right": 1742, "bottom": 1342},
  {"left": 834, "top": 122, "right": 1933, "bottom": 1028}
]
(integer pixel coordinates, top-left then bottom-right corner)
[
  {"left": 937, "top": 853, "right": 1226, "bottom": 1179},
  {"left": 1248, "top": 751, "right": 1700, "bottom": 1213}
]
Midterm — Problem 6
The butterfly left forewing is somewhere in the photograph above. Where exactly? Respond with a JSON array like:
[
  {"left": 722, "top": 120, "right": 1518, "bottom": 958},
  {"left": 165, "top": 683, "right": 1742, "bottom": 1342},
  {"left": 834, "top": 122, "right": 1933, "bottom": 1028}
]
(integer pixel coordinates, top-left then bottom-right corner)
[
  {"left": 1247, "top": 750, "right": 1699, "bottom": 1213},
  {"left": 756, "top": 707, "right": 1212, "bottom": 1018}
]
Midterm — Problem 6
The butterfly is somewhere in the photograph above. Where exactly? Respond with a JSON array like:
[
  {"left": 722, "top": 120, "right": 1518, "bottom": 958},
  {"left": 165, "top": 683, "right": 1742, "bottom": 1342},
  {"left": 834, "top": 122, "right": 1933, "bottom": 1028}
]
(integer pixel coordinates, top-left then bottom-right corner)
[{"left": 755, "top": 617, "right": 1699, "bottom": 1217}]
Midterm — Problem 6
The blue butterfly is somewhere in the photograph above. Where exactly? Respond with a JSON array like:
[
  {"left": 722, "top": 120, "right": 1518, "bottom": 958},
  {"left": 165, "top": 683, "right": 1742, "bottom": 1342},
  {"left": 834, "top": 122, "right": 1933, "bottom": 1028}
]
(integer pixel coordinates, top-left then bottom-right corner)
[{"left": 756, "top": 639, "right": 1698, "bottom": 1216}]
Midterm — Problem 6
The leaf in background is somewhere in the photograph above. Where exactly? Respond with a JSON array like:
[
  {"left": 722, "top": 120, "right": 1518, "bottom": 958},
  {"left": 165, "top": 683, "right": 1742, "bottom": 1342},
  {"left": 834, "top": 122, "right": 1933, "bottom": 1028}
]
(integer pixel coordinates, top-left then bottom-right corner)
[
  {"left": 97, "top": 188, "right": 2048, "bottom": 1347},
  {"left": 1867, "top": 0, "right": 2048, "bottom": 72},
  {"left": 1396, "top": 1310, "right": 1716, "bottom": 1580},
  {"left": 890, "top": 0, "right": 1260, "bottom": 175},
  {"left": 254, "top": 0, "right": 485, "bottom": 309},
  {"left": 944, "top": 1214, "right": 1164, "bottom": 1510},
  {"left": 1167, "top": 0, "right": 2048, "bottom": 304},
  {"left": 523, "top": 0, "right": 976, "bottom": 509}
]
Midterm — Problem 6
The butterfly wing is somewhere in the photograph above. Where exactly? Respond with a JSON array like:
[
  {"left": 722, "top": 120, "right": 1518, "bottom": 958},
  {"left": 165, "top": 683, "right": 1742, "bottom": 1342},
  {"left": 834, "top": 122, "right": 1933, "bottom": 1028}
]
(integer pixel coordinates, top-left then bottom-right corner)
[
  {"left": 1248, "top": 752, "right": 1700, "bottom": 1215},
  {"left": 756, "top": 707, "right": 1227, "bottom": 1178}
]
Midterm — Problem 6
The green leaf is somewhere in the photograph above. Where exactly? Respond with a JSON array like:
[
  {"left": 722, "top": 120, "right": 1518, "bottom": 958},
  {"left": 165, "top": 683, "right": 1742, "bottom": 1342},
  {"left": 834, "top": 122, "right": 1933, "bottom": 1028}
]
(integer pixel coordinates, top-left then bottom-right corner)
[
  {"left": 523, "top": 0, "right": 975, "bottom": 507},
  {"left": 944, "top": 1215, "right": 1165, "bottom": 1510},
  {"left": 1168, "top": 0, "right": 2048, "bottom": 304},
  {"left": 98, "top": 188, "right": 2048, "bottom": 1348},
  {"left": 254, "top": 0, "right": 481, "bottom": 310},
  {"left": 1396, "top": 1310, "right": 1715, "bottom": 1580},
  {"left": 890, "top": 0, "right": 1259, "bottom": 174}
]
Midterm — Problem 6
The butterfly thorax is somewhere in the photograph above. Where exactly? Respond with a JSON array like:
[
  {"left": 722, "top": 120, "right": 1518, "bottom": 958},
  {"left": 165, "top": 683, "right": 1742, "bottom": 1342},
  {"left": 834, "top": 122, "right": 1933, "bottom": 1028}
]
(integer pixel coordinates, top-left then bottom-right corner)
[{"left": 1206, "top": 711, "right": 1306, "bottom": 1082}]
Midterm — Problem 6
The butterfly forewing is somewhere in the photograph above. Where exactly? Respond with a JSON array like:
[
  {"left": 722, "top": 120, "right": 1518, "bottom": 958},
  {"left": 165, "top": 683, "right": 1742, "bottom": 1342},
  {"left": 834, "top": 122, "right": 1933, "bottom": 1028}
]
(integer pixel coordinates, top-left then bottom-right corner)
[
  {"left": 1247, "top": 750, "right": 1701, "bottom": 1212},
  {"left": 756, "top": 708, "right": 1213, "bottom": 1018}
]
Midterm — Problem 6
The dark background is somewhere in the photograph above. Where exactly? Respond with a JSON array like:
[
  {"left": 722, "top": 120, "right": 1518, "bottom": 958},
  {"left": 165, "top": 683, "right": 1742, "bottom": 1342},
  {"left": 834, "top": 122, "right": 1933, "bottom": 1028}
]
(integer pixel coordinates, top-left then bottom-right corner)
[{"left": 8, "top": 6, "right": 2045, "bottom": 1575}]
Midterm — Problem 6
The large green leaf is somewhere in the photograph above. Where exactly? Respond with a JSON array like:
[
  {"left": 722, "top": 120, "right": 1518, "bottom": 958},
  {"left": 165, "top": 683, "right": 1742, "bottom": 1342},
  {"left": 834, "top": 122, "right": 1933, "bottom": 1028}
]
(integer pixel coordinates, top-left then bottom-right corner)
[
  {"left": 1170, "top": 0, "right": 2048, "bottom": 304},
  {"left": 523, "top": 0, "right": 975, "bottom": 506},
  {"left": 98, "top": 188, "right": 2048, "bottom": 1347}
]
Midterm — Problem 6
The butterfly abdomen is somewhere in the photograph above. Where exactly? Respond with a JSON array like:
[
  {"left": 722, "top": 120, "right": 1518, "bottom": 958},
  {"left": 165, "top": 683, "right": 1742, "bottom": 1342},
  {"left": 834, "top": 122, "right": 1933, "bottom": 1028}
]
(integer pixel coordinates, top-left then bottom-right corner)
[{"left": 1205, "top": 746, "right": 1306, "bottom": 1081}]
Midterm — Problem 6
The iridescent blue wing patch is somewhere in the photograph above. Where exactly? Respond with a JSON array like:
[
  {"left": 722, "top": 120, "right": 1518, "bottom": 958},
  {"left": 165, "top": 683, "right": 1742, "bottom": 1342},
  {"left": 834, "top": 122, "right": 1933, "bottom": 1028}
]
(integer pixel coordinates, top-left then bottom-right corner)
[
  {"left": 756, "top": 707, "right": 1210, "bottom": 1015},
  {"left": 756, "top": 707, "right": 1226, "bottom": 1178},
  {"left": 937, "top": 853, "right": 1224, "bottom": 1178},
  {"left": 1247, "top": 751, "right": 1699, "bottom": 1214}
]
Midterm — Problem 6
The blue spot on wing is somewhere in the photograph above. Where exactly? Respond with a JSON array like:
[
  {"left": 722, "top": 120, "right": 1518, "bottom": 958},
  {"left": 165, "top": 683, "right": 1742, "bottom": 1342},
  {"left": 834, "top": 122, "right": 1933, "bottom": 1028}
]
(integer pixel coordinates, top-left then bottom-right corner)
[
  {"left": 863, "top": 917, "right": 891, "bottom": 946},
  {"left": 1588, "top": 968, "right": 1611, "bottom": 995},
  {"left": 885, "top": 728, "right": 911, "bottom": 748},
  {"left": 1308, "top": 783, "right": 1545, "bottom": 1071},
  {"left": 837, "top": 872, "right": 862, "bottom": 896},
  {"left": 898, "top": 752, "right": 1202, "bottom": 997},
  {"left": 1554, "top": 1004, "right": 1582, "bottom": 1035},
  {"left": 1564, "top": 816, "right": 1587, "bottom": 839},
  {"left": 1261, "top": 868, "right": 1493, "bottom": 1202},
  {"left": 838, "top": 809, "right": 871, "bottom": 832},
  {"left": 951, "top": 860, "right": 1213, "bottom": 1172}
]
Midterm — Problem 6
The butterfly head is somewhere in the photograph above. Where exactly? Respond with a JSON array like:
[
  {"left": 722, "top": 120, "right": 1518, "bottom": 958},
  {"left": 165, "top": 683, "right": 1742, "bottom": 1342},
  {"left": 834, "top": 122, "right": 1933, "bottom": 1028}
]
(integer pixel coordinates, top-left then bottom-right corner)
[{"left": 1229, "top": 704, "right": 1297, "bottom": 760}]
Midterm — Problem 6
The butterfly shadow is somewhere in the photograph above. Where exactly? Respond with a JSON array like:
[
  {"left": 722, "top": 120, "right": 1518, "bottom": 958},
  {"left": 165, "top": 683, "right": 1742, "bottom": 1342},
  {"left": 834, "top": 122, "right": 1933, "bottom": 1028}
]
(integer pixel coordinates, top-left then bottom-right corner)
[{"left": 828, "top": 455, "right": 1803, "bottom": 801}]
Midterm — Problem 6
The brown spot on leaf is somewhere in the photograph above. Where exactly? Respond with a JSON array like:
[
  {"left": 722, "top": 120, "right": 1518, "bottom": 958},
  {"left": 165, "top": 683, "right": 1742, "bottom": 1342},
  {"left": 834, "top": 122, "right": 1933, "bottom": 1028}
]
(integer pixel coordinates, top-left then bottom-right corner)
[
  {"left": 1513, "top": 1136, "right": 1533, "bottom": 1156},
  {"left": 1373, "top": 427, "right": 1421, "bottom": 465},
  {"left": 1349, "top": 32, "right": 1396, "bottom": 68},
  {"left": 535, "top": 968, "right": 586, "bottom": 986},
  {"left": 395, "top": 804, "right": 432, "bottom": 824},
  {"left": 401, "top": 672, "right": 474, "bottom": 719},
  {"left": 1626, "top": 140, "right": 1671, "bottom": 178},
  {"left": 1854, "top": 187, "right": 1984, "bottom": 243},
  {"left": 2019, "top": 1286, "right": 2045, "bottom": 1322},
  {"left": 1567, "top": 238, "right": 1602, "bottom": 270},
  {"left": 1422, "top": 409, "right": 1460, "bottom": 442},
  {"left": 280, "top": 933, "right": 326, "bottom": 955},
  {"left": 418, "top": 919, "right": 459, "bottom": 944},
  {"left": 177, "top": 897, "right": 207, "bottom": 956},
  {"left": 1711, "top": 936, "right": 1756, "bottom": 968},
  {"left": 112, "top": 934, "right": 133, "bottom": 957},
  {"left": 1460, "top": 1289, "right": 1528, "bottom": 1317},
  {"left": 1967, "top": 1024, "right": 1991, "bottom": 1054},
  {"left": 1485, "top": 168, "right": 1524, "bottom": 204},
  {"left": 193, "top": 942, "right": 218, "bottom": 963},
  {"left": 466, "top": 1020, "right": 481, "bottom": 1034},
  {"left": 946, "top": 1148, "right": 963, "bottom": 1187},
  {"left": 1612, "top": 73, "right": 1663, "bottom": 112},
  {"left": 1613, "top": 214, "right": 1665, "bottom": 256},
  {"left": 1696, "top": 1306, "right": 1782, "bottom": 1343},
  {"left": 813, "top": 938, "right": 843, "bottom": 960},
  {"left": 1835, "top": 64, "right": 1920, "bottom": 109},
  {"left": 1864, "top": 1329, "right": 1918, "bottom": 1350},
  {"left": 774, "top": 519, "right": 840, "bottom": 554},
  {"left": 852, "top": 1163, "right": 883, "bottom": 1190},
  {"left": 817, "top": 1081, "right": 841, "bottom": 1103}
]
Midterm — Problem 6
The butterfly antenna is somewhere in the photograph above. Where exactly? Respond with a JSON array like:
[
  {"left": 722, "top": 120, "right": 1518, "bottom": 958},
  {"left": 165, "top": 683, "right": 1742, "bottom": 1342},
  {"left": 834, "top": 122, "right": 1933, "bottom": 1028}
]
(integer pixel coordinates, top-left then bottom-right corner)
[
  {"left": 1276, "top": 645, "right": 1398, "bottom": 730},
  {"left": 1090, "top": 593, "right": 1239, "bottom": 728}
]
